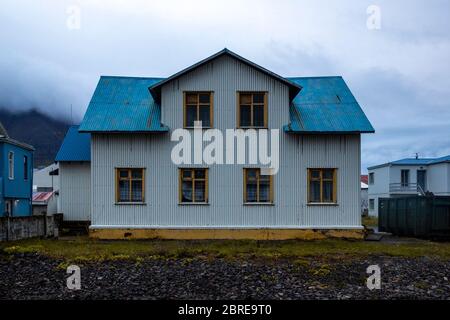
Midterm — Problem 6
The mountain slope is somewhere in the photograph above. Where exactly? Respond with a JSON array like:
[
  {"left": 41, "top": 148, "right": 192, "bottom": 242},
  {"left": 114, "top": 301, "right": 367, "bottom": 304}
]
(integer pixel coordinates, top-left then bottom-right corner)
[{"left": 0, "top": 109, "right": 70, "bottom": 167}]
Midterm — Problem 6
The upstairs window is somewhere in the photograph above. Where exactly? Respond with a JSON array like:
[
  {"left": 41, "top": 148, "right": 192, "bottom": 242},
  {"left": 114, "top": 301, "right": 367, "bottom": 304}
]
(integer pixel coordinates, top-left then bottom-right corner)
[
  {"left": 243, "top": 168, "right": 273, "bottom": 203},
  {"left": 8, "top": 152, "right": 14, "bottom": 179},
  {"left": 184, "top": 92, "right": 213, "bottom": 128},
  {"left": 368, "top": 172, "right": 374, "bottom": 185},
  {"left": 308, "top": 168, "right": 337, "bottom": 204},
  {"left": 179, "top": 168, "right": 208, "bottom": 204},
  {"left": 115, "top": 168, "right": 145, "bottom": 203},
  {"left": 401, "top": 169, "right": 410, "bottom": 187},
  {"left": 23, "top": 156, "right": 28, "bottom": 180},
  {"left": 237, "top": 92, "right": 267, "bottom": 128}
]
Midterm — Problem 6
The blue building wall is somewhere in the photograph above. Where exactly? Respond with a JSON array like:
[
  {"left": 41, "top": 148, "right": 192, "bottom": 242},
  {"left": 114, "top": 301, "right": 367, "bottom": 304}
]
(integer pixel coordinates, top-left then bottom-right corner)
[{"left": 0, "top": 142, "right": 33, "bottom": 217}]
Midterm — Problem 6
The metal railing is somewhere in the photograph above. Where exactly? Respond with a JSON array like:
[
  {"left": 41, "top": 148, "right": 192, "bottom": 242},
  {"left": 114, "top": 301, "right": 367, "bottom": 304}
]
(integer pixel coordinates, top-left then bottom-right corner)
[{"left": 389, "top": 183, "right": 425, "bottom": 195}]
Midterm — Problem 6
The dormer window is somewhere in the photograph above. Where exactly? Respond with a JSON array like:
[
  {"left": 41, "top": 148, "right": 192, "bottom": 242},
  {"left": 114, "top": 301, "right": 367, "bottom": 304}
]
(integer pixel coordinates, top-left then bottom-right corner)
[
  {"left": 237, "top": 92, "right": 267, "bottom": 128},
  {"left": 183, "top": 92, "right": 213, "bottom": 128}
]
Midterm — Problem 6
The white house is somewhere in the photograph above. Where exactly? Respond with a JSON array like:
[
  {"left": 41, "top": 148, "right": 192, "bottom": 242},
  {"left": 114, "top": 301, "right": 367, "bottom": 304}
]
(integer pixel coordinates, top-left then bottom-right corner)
[
  {"left": 33, "top": 163, "right": 59, "bottom": 193},
  {"left": 367, "top": 155, "right": 450, "bottom": 216},
  {"left": 76, "top": 49, "right": 374, "bottom": 240}
]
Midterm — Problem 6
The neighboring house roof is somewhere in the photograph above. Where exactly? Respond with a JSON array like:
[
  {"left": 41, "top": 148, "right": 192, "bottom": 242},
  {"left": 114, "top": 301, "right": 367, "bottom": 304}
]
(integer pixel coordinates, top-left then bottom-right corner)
[
  {"left": 148, "top": 48, "right": 302, "bottom": 103},
  {"left": 0, "top": 120, "right": 34, "bottom": 151},
  {"left": 32, "top": 191, "right": 54, "bottom": 204},
  {"left": 361, "top": 175, "right": 368, "bottom": 185},
  {"left": 79, "top": 76, "right": 170, "bottom": 133},
  {"left": 361, "top": 182, "right": 368, "bottom": 189},
  {"left": 367, "top": 155, "right": 450, "bottom": 170},
  {"left": 284, "top": 77, "right": 375, "bottom": 134},
  {"left": 55, "top": 125, "right": 91, "bottom": 162}
]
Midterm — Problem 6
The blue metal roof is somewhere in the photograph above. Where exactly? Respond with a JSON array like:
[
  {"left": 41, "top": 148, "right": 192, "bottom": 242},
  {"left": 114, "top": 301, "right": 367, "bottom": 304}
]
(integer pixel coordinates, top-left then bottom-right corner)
[
  {"left": 283, "top": 76, "right": 375, "bottom": 133},
  {"left": 55, "top": 125, "right": 91, "bottom": 162},
  {"left": 368, "top": 155, "right": 450, "bottom": 170},
  {"left": 79, "top": 76, "right": 169, "bottom": 132}
]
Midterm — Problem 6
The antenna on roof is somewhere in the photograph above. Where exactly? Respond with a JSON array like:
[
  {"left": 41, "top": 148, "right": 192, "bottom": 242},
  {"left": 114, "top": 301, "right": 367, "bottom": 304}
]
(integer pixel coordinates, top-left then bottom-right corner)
[{"left": 415, "top": 152, "right": 419, "bottom": 159}]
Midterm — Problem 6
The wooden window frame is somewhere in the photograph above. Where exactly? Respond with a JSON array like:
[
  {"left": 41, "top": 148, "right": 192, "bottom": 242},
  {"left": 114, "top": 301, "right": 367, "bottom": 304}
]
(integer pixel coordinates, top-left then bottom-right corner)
[
  {"left": 183, "top": 91, "right": 214, "bottom": 129},
  {"left": 178, "top": 168, "right": 209, "bottom": 204},
  {"left": 243, "top": 168, "right": 274, "bottom": 204},
  {"left": 307, "top": 168, "right": 337, "bottom": 204},
  {"left": 115, "top": 168, "right": 146, "bottom": 204},
  {"left": 8, "top": 151, "right": 14, "bottom": 180},
  {"left": 236, "top": 92, "right": 268, "bottom": 129}
]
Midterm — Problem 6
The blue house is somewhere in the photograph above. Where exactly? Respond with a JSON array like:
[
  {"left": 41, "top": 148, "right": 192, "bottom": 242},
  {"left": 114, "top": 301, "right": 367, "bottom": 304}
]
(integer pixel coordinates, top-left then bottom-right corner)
[{"left": 0, "top": 121, "right": 34, "bottom": 217}]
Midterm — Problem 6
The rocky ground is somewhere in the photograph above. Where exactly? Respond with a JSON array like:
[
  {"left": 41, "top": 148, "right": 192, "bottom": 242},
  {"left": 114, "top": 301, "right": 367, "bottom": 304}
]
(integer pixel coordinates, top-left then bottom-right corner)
[{"left": 1, "top": 252, "right": 449, "bottom": 300}]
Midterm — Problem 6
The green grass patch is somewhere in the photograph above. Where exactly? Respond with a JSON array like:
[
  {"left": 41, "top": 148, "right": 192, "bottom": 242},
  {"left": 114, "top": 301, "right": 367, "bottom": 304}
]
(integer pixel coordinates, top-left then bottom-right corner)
[{"left": 1, "top": 236, "right": 450, "bottom": 262}]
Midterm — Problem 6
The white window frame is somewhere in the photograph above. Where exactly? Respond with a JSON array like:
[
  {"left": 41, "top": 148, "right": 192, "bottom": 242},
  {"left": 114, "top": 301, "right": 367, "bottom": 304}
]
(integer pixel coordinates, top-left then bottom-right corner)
[{"left": 8, "top": 151, "right": 14, "bottom": 180}]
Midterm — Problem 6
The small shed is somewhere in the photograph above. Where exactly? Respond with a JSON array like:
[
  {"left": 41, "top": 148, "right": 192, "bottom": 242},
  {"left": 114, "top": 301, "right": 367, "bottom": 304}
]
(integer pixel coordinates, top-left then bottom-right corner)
[
  {"left": 32, "top": 191, "right": 57, "bottom": 216},
  {"left": 54, "top": 126, "right": 91, "bottom": 223}
]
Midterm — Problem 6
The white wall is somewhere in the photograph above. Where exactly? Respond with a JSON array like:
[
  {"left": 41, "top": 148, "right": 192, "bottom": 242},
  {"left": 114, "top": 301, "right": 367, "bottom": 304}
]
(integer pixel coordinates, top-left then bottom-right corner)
[
  {"left": 367, "top": 166, "right": 390, "bottom": 216},
  {"left": 33, "top": 163, "right": 59, "bottom": 191},
  {"left": 428, "top": 163, "right": 450, "bottom": 195},
  {"left": 59, "top": 162, "right": 91, "bottom": 221}
]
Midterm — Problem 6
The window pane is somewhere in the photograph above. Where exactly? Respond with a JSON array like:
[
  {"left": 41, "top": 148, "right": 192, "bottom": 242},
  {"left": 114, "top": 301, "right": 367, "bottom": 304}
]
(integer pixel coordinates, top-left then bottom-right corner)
[
  {"left": 182, "top": 181, "right": 193, "bottom": 202},
  {"left": 246, "top": 169, "right": 257, "bottom": 180},
  {"left": 131, "top": 169, "right": 142, "bottom": 179},
  {"left": 253, "top": 105, "right": 264, "bottom": 127},
  {"left": 119, "top": 180, "right": 130, "bottom": 202},
  {"left": 194, "top": 181, "right": 206, "bottom": 202},
  {"left": 186, "top": 94, "right": 197, "bottom": 104},
  {"left": 253, "top": 93, "right": 264, "bottom": 103},
  {"left": 119, "top": 170, "right": 129, "bottom": 178},
  {"left": 240, "top": 105, "right": 251, "bottom": 127},
  {"left": 323, "top": 181, "right": 333, "bottom": 202},
  {"left": 246, "top": 181, "right": 257, "bottom": 202},
  {"left": 195, "top": 169, "right": 205, "bottom": 179},
  {"left": 131, "top": 180, "right": 143, "bottom": 202},
  {"left": 323, "top": 169, "right": 334, "bottom": 180},
  {"left": 199, "top": 93, "right": 210, "bottom": 103},
  {"left": 186, "top": 105, "right": 197, "bottom": 127},
  {"left": 310, "top": 170, "right": 320, "bottom": 179},
  {"left": 182, "top": 169, "right": 192, "bottom": 179},
  {"left": 310, "top": 181, "right": 321, "bottom": 202},
  {"left": 259, "top": 179, "right": 270, "bottom": 202},
  {"left": 199, "top": 105, "right": 210, "bottom": 127},
  {"left": 240, "top": 94, "right": 251, "bottom": 104}
]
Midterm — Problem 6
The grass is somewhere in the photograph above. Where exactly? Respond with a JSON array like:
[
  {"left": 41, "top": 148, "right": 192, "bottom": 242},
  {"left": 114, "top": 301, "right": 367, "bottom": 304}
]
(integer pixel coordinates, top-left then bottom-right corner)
[
  {"left": 1, "top": 236, "right": 450, "bottom": 263},
  {"left": 362, "top": 215, "right": 378, "bottom": 228}
]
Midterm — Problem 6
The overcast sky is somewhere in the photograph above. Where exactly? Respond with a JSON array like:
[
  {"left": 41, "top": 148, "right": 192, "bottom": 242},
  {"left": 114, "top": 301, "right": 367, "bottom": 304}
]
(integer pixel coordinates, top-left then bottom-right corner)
[{"left": 0, "top": 0, "right": 449, "bottom": 171}]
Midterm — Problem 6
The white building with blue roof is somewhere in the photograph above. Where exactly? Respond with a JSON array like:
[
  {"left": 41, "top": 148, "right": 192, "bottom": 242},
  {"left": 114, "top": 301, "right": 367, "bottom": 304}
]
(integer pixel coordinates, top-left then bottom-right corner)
[
  {"left": 367, "top": 155, "right": 450, "bottom": 216},
  {"left": 55, "top": 125, "right": 91, "bottom": 223},
  {"left": 75, "top": 49, "right": 374, "bottom": 239}
]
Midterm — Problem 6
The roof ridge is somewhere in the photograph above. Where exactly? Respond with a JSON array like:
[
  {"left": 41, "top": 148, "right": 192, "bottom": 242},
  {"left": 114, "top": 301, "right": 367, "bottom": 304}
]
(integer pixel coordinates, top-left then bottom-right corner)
[{"left": 100, "top": 75, "right": 165, "bottom": 80}]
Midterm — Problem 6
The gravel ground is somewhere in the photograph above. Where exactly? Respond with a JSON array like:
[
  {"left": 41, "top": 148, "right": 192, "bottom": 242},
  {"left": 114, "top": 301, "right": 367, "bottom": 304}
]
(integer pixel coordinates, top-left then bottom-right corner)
[{"left": 1, "top": 253, "right": 449, "bottom": 300}]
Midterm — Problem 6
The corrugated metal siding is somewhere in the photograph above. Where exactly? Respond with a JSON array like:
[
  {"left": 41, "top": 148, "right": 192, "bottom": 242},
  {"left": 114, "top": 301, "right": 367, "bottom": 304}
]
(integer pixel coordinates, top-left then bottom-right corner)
[
  {"left": 79, "top": 77, "right": 168, "bottom": 132},
  {"left": 285, "top": 77, "right": 374, "bottom": 133},
  {"left": 60, "top": 162, "right": 91, "bottom": 221},
  {"left": 91, "top": 55, "right": 361, "bottom": 228}
]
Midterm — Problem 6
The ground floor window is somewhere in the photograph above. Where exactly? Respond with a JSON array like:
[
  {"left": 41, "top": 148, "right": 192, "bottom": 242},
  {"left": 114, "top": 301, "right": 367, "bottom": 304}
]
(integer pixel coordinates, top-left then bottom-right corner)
[
  {"left": 115, "top": 168, "right": 145, "bottom": 203},
  {"left": 243, "top": 168, "right": 274, "bottom": 203},
  {"left": 308, "top": 168, "right": 337, "bottom": 204},
  {"left": 369, "top": 199, "right": 375, "bottom": 210},
  {"left": 179, "top": 168, "right": 209, "bottom": 203}
]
